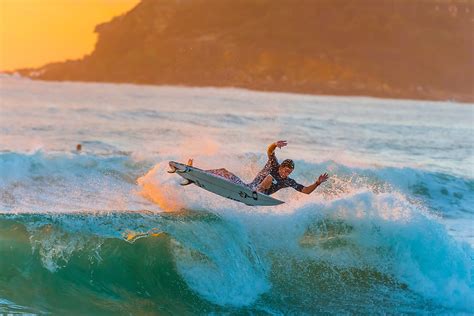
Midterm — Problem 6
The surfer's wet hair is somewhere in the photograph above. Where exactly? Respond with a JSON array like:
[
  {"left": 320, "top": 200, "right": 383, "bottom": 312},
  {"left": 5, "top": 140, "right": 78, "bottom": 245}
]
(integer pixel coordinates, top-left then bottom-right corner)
[{"left": 280, "top": 159, "right": 294, "bottom": 169}]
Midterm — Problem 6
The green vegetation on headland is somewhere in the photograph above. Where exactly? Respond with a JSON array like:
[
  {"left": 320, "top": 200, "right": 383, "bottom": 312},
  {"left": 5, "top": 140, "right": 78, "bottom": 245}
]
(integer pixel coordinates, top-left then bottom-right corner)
[{"left": 15, "top": 0, "right": 474, "bottom": 102}]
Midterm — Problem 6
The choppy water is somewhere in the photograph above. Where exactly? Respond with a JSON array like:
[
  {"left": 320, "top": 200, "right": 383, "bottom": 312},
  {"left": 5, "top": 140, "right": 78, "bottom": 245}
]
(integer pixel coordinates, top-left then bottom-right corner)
[{"left": 0, "top": 75, "right": 473, "bottom": 314}]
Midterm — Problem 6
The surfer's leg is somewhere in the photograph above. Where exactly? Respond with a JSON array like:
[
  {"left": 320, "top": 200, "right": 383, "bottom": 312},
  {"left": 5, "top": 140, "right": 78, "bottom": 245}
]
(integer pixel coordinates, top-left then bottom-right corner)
[
  {"left": 206, "top": 168, "right": 232, "bottom": 177},
  {"left": 248, "top": 174, "right": 265, "bottom": 190},
  {"left": 206, "top": 168, "right": 246, "bottom": 186}
]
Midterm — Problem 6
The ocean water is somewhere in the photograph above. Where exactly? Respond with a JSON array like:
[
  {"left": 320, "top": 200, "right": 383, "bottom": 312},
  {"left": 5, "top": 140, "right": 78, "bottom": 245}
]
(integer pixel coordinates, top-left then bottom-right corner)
[{"left": 0, "top": 75, "right": 473, "bottom": 314}]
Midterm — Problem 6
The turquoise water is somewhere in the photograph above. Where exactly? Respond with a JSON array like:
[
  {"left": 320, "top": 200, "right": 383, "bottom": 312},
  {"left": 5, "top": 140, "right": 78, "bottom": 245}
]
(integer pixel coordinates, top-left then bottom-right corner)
[{"left": 0, "top": 76, "right": 473, "bottom": 314}]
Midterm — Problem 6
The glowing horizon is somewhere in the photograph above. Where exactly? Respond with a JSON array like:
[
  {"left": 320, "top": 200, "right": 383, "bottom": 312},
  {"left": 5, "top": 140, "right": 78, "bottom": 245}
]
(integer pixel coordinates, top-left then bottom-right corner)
[{"left": 0, "top": 0, "right": 140, "bottom": 71}]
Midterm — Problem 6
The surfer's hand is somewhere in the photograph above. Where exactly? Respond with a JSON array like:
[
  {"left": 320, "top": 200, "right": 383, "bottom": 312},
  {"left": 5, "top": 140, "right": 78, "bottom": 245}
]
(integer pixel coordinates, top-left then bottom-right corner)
[
  {"left": 316, "top": 173, "right": 329, "bottom": 185},
  {"left": 275, "top": 140, "right": 288, "bottom": 148}
]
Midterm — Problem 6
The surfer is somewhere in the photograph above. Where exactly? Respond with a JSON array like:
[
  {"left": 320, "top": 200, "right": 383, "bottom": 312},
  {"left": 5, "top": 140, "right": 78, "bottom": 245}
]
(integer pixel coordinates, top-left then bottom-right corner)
[
  {"left": 205, "top": 140, "right": 329, "bottom": 195},
  {"left": 249, "top": 140, "right": 328, "bottom": 195}
]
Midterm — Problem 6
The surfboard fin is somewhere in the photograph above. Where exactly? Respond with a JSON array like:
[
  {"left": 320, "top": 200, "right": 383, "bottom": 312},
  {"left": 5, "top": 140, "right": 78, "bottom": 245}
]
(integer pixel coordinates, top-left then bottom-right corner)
[{"left": 180, "top": 179, "right": 193, "bottom": 186}]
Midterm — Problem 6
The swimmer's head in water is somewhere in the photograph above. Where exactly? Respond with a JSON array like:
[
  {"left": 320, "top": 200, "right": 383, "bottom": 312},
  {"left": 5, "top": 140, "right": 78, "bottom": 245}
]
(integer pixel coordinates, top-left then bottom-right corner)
[{"left": 279, "top": 159, "right": 294, "bottom": 178}]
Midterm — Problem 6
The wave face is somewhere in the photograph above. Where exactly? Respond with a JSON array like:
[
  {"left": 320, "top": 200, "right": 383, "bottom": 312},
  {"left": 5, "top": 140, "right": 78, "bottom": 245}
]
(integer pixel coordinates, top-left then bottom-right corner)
[
  {"left": 1, "top": 153, "right": 473, "bottom": 314},
  {"left": 0, "top": 77, "right": 473, "bottom": 314},
  {"left": 0, "top": 207, "right": 472, "bottom": 315}
]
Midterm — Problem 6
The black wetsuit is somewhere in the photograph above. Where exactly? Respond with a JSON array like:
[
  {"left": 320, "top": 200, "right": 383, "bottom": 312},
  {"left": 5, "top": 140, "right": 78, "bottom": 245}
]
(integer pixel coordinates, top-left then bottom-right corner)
[{"left": 249, "top": 152, "right": 304, "bottom": 195}]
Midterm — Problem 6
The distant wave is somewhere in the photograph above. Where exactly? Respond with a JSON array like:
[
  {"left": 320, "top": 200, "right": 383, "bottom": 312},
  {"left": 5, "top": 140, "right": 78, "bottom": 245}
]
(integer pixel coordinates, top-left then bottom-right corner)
[
  {"left": 2, "top": 150, "right": 472, "bottom": 215},
  {"left": 0, "top": 150, "right": 155, "bottom": 212}
]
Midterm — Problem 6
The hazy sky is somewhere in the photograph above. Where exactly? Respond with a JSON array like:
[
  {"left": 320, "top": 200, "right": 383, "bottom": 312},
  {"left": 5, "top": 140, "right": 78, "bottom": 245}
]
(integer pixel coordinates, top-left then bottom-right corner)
[{"left": 0, "top": 0, "right": 140, "bottom": 71}]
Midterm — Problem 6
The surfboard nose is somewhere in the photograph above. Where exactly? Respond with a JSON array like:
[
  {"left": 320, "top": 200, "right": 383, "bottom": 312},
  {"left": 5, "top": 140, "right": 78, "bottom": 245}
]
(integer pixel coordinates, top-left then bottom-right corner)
[
  {"left": 168, "top": 161, "right": 188, "bottom": 173},
  {"left": 167, "top": 161, "right": 177, "bottom": 173}
]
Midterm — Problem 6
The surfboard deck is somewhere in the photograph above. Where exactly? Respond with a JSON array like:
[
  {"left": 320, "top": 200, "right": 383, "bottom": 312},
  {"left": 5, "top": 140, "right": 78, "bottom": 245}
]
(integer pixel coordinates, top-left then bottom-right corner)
[{"left": 168, "top": 161, "right": 284, "bottom": 206}]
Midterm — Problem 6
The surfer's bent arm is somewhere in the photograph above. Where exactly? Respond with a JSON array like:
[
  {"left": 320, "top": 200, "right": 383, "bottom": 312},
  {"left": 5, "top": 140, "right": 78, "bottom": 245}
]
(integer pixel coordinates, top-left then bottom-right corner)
[
  {"left": 301, "top": 173, "right": 329, "bottom": 194},
  {"left": 267, "top": 140, "right": 287, "bottom": 157},
  {"left": 267, "top": 143, "right": 278, "bottom": 157},
  {"left": 257, "top": 174, "right": 273, "bottom": 192}
]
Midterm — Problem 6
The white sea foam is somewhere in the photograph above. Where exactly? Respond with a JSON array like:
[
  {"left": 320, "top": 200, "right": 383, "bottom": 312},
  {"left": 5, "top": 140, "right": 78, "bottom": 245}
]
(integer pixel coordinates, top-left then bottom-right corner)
[{"left": 0, "top": 76, "right": 473, "bottom": 312}]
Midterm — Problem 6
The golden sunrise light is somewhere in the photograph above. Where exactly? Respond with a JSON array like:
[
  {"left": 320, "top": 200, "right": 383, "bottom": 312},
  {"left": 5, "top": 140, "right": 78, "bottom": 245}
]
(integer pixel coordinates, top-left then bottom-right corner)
[
  {"left": 0, "top": 0, "right": 140, "bottom": 71},
  {"left": 0, "top": 0, "right": 473, "bottom": 313}
]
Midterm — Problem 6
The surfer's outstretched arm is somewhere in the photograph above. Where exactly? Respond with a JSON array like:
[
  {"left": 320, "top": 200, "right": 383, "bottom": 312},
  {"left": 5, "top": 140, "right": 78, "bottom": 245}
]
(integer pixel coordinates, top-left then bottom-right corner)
[
  {"left": 301, "top": 173, "right": 329, "bottom": 194},
  {"left": 267, "top": 140, "right": 287, "bottom": 157}
]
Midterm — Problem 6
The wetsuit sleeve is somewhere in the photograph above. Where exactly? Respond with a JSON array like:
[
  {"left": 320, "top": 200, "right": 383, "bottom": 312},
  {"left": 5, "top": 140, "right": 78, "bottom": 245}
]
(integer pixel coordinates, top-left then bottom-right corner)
[
  {"left": 267, "top": 143, "right": 277, "bottom": 158},
  {"left": 267, "top": 143, "right": 278, "bottom": 165},
  {"left": 287, "top": 178, "right": 304, "bottom": 192}
]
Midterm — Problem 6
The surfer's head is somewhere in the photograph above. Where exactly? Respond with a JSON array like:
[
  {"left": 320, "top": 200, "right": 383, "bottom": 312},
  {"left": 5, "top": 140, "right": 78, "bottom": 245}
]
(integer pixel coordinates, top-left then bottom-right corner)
[{"left": 279, "top": 159, "right": 294, "bottom": 178}]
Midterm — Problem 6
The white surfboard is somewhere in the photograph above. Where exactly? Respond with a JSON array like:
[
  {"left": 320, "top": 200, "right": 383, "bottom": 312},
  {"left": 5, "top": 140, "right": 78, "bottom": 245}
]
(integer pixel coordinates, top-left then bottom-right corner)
[{"left": 168, "top": 161, "right": 284, "bottom": 206}]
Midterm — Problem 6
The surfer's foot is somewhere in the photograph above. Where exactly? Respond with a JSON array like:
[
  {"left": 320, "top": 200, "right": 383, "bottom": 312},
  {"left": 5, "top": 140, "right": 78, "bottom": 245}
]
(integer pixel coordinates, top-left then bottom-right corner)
[{"left": 187, "top": 158, "right": 193, "bottom": 166}]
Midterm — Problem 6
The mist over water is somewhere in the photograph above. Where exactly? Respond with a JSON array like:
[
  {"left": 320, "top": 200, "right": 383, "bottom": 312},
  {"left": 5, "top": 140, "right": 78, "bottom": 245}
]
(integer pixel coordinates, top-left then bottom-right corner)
[{"left": 0, "top": 76, "right": 473, "bottom": 314}]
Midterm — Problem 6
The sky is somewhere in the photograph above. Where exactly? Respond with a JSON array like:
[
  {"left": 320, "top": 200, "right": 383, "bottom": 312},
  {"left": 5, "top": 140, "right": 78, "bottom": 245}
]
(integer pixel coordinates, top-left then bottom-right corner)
[{"left": 0, "top": 0, "right": 140, "bottom": 71}]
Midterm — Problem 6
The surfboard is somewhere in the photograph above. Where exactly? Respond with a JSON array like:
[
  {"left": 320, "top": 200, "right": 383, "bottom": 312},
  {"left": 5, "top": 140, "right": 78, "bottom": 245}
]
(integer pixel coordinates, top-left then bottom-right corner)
[{"left": 168, "top": 161, "right": 284, "bottom": 206}]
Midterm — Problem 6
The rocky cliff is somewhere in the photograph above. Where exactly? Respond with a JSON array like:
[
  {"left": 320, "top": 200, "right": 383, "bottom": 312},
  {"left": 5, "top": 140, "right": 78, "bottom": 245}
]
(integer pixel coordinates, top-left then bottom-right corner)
[{"left": 19, "top": 0, "right": 474, "bottom": 102}]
